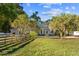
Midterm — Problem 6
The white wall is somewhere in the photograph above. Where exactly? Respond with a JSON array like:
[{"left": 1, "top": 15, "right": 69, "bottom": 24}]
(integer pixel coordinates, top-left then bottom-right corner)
[{"left": 73, "top": 31, "right": 79, "bottom": 36}]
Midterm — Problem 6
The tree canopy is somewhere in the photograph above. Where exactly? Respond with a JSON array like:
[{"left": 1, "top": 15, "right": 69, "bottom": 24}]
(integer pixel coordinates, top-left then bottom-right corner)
[
  {"left": 49, "top": 13, "right": 79, "bottom": 38},
  {"left": 0, "top": 3, "right": 25, "bottom": 32}
]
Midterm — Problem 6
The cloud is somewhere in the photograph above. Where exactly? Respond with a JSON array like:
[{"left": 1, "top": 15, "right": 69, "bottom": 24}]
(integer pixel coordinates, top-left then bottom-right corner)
[
  {"left": 39, "top": 3, "right": 62, "bottom": 8},
  {"left": 52, "top": 3, "right": 63, "bottom": 5},
  {"left": 39, "top": 3, "right": 52, "bottom": 6},
  {"left": 39, "top": 3, "right": 52, "bottom": 8},
  {"left": 65, "top": 6, "right": 75, "bottom": 10},
  {"left": 41, "top": 11, "right": 48, "bottom": 15},
  {"left": 42, "top": 8, "right": 63, "bottom": 16},
  {"left": 26, "top": 3, "right": 30, "bottom": 7},
  {"left": 59, "top": 3, "right": 63, "bottom": 5},
  {"left": 39, "top": 3, "right": 63, "bottom": 8},
  {"left": 65, "top": 6, "right": 69, "bottom": 10},
  {"left": 29, "top": 10, "right": 33, "bottom": 13},
  {"left": 71, "top": 6, "right": 75, "bottom": 10},
  {"left": 50, "top": 9, "right": 63, "bottom": 16},
  {"left": 43, "top": 5, "right": 51, "bottom": 8},
  {"left": 65, "top": 11, "right": 70, "bottom": 13},
  {"left": 43, "top": 4, "right": 52, "bottom": 8}
]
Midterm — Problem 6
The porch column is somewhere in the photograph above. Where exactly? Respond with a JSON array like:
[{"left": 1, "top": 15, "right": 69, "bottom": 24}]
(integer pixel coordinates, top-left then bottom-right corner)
[{"left": 42, "top": 28, "right": 44, "bottom": 34}]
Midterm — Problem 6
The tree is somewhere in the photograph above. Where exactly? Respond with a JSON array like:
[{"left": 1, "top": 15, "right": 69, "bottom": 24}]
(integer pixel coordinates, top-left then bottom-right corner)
[
  {"left": 30, "top": 11, "right": 41, "bottom": 22},
  {"left": 30, "top": 11, "right": 41, "bottom": 32},
  {"left": 28, "top": 20, "right": 40, "bottom": 32},
  {"left": 11, "top": 14, "right": 29, "bottom": 35},
  {"left": 0, "top": 3, "right": 24, "bottom": 32},
  {"left": 49, "top": 15, "right": 65, "bottom": 38},
  {"left": 49, "top": 13, "right": 79, "bottom": 38}
]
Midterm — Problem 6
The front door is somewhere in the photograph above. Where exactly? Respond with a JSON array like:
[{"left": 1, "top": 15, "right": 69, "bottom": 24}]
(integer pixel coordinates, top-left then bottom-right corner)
[{"left": 45, "top": 30, "right": 49, "bottom": 36}]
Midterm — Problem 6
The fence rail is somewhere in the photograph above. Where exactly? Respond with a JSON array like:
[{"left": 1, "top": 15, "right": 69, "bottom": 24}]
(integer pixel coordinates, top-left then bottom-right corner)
[
  {"left": 0, "top": 34, "right": 35, "bottom": 55},
  {"left": 0, "top": 35, "right": 18, "bottom": 46}
]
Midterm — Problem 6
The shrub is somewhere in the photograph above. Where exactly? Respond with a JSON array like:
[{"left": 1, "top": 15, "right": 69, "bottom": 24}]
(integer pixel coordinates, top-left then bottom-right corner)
[{"left": 29, "top": 31, "right": 38, "bottom": 40}]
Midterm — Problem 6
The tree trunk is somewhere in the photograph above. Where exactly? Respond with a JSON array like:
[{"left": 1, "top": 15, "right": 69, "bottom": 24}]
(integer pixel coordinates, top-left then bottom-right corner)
[{"left": 60, "top": 32, "right": 63, "bottom": 39}]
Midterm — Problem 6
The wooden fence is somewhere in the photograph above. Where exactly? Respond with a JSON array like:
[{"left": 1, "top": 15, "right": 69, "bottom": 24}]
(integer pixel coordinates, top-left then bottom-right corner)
[
  {"left": 0, "top": 35, "right": 20, "bottom": 45},
  {"left": 0, "top": 35, "right": 33, "bottom": 55}
]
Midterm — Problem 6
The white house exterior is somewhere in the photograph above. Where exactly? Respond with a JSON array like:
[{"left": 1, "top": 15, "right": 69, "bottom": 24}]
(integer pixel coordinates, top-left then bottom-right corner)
[
  {"left": 10, "top": 28, "right": 19, "bottom": 35},
  {"left": 73, "top": 31, "right": 79, "bottom": 36},
  {"left": 38, "top": 22, "right": 53, "bottom": 36}
]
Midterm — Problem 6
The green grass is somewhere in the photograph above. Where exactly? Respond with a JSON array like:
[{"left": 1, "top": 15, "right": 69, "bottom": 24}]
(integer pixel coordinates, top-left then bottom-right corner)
[{"left": 8, "top": 37, "right": 79, "bottom": 56}]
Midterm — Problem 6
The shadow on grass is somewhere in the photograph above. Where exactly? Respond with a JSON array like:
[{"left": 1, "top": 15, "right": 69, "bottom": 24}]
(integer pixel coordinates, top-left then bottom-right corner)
[{"left": 1, "top": 39, "right": 35, "bottom": 56}]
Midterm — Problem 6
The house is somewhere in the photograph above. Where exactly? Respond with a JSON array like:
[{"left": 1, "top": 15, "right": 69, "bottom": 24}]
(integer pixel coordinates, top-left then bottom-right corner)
[
  {"left": 38, "top": 21, "right": 53, "bottom": 36},
  {"left": 10, "top": 28, "right": 19, "bottom": 35}
]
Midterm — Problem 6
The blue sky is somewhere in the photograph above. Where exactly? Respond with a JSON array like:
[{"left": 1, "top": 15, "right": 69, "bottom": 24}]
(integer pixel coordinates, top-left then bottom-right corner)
[{"left": 20, "top": 3, "right": 79, "bottom": 21}]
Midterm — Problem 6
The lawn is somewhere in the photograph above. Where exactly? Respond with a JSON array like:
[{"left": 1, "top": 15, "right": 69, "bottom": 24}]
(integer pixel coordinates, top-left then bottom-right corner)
[{"left": 8, "top": 37, "right": 79, "bottom": 56}]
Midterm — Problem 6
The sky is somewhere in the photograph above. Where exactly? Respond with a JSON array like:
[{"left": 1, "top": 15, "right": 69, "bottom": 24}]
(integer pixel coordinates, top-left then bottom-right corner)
[{"left": 20, "top": 3, "right": 79, "bottom": 21}]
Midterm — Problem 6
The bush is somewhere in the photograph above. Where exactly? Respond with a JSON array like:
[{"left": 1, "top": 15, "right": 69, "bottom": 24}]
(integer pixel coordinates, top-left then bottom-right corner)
[{"left": 29, "top": 31, "right": 38, "bottom": 40}]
